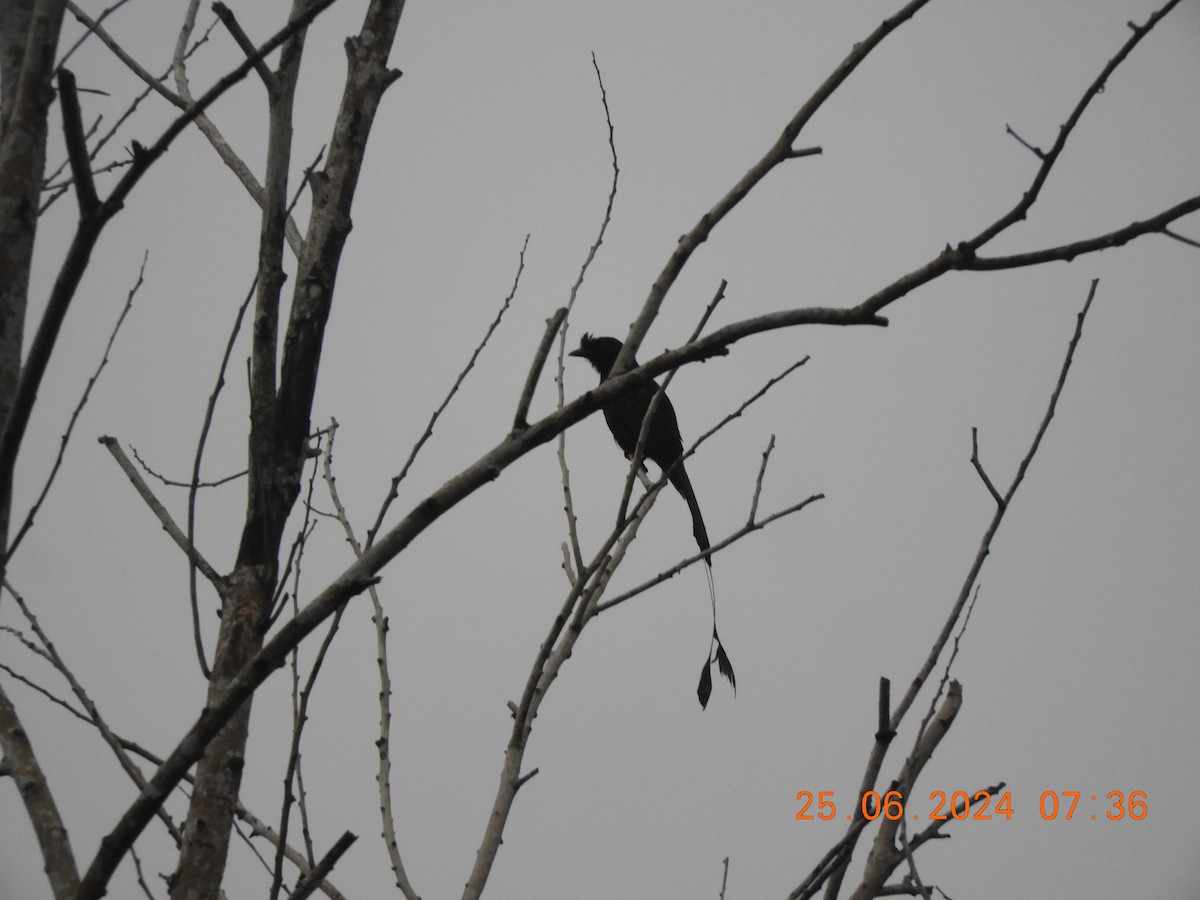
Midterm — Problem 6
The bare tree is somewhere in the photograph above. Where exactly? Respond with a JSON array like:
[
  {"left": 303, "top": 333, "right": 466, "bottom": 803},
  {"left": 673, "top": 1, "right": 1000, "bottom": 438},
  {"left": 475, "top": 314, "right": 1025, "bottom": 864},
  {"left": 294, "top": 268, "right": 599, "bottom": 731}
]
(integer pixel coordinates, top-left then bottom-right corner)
[{"left": 0, "top": 2, "right": 1195, "bottom": 899}]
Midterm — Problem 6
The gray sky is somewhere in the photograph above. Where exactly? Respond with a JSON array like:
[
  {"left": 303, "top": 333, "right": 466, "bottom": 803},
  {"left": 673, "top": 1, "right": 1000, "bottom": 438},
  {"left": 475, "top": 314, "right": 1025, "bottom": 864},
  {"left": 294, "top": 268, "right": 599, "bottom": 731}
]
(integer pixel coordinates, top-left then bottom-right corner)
[{"left": 3, "top": 1, "right": 1199, "bottom": 898}]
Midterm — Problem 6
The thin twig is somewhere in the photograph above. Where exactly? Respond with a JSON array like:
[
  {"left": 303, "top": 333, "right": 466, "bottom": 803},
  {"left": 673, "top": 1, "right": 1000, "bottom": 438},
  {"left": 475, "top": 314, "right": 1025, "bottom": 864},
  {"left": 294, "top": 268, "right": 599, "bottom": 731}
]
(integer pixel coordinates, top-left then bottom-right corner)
[
  {"left": 130, "top": 445, "right": 245, "bottom": 489},
  {"left": 1003, "top": 123, "right": 1044, "bottom": 159},
  {"left": 319, "top": 421, "right": 421, "bottom": 900},
  {"left": 9, "top": 251, "right": 146, "bottom": 560},
  {"left": 269, "top": 604, "right": 347, "bottom": 900},
  {"left": 59, "top": 1, "right": 135, "bottom": 68},
  {"left": 969, "top": 428, "right": 1003, "bottom": 507},
  {"left": 897, "top": 815, "right": 932, "bottom": 900},
  {"left": 128, "top": 844, "right": 154, "bottom": 900},
  {"left": 43, "top": 154, "right": 131, "bottom": 193},
  {"left": 1162, "top": 227, "right": 1200, "bottom": 249},
  {"left": 0, "top": 661, "right": 86, "bottom": 719},
  {"left": 592, "top": 493, "right": 822, "bottom": 614},
  {"left": 366, "top": 233, "right": 528, "bottom": 547},
  {"left": 63, "top": 1, "right": 178, "bottom": 104},
  {"left": 6, "top": 581, "right": 185, "bottom": 845},
  {"left": 908, "top": 782, "right": 1007, "bottom": 851},
  {"left": 911, "top": 586, "right": 980, "bottom": 751},
  {"left": 97, "top": 436, "right": 222, "bottom": 588},
  {"left": 186, "top": 277, "right": 251, "bottom": 675},
  {"left": 268, "top": 438, "right": 331, "bottom": 899},
  {"left": 747, "top": 434, "right": 776, "bottom": 524},
  {"left": 556, "top": 51, "right": 621, "bottom": 585}
]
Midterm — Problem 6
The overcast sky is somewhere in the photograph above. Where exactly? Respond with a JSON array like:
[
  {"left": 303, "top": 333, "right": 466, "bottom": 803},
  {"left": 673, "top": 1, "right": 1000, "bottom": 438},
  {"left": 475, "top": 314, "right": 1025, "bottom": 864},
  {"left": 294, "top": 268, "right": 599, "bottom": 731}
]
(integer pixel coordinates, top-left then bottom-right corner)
[{"left": 3, "top": 1, "right": 1199, "bottom": 898}]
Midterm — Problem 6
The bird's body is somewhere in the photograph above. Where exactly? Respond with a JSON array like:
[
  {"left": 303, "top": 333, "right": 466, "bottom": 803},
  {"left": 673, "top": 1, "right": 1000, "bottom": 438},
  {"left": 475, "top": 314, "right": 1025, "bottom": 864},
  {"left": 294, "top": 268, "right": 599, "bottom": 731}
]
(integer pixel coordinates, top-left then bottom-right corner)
[{"left": 569, "top": 334, "right": 710, "bottom": 564}]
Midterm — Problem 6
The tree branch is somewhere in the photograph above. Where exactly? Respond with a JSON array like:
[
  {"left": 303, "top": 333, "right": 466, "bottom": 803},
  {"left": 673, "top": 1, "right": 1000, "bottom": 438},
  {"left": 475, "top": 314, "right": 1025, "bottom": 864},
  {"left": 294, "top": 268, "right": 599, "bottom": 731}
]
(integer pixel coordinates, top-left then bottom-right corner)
[
  {"left": 511, "top": 302, "right": 563, "bottom": 433},
  {"left": 290, "top": 832, "right": 357, "bottom": 900},
  {"left": 54, "top": 68, "right": 98, "bottom": 213},
  {"left": 0, "top": 680, "right": 79, "bottom": 900},
  {"left": 7, "top": 250, "right": 144, "bottom": 560},
  {"left": 965, "top": 0, "right": 1185, "bottom": 252},
  {"left": 555, "top": 51, "right": 621, "bottom": 594},
  {"left": 848, "top": 682, "right": 963, "bottom": 900},
  {"left": 6, "top": 580, "right": 185, "bottom": 845},
  {"left": 98, "top": 435, "right": 223, "bottom": 588},
  {"left": 321, "top": 419, "right": 422, "bottom": 900},
  {"left": 614, "top": 0, "right": 930, "bottom": 369},
  {"left": 0, "top": 0, "right": 345, "bottom": 583},
  {"left": 367, "top": 232, "right": 525, "bottom": 546},
  {"left": 212, "top": 2, "right": 279, "bottom": 94}
]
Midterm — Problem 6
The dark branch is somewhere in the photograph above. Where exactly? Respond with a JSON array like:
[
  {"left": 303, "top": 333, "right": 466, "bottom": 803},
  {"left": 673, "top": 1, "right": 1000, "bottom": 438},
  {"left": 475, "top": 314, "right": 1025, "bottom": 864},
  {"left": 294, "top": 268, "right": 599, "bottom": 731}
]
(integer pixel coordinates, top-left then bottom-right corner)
[
  {"left": 55, "top": 68, "right": 99, "bottom": 213},
  {"left": 212, "top": 2, "right": 280, "bottom": 94},
  {"left": 513, "top": 305, "right": 566, "bottom": 433}
]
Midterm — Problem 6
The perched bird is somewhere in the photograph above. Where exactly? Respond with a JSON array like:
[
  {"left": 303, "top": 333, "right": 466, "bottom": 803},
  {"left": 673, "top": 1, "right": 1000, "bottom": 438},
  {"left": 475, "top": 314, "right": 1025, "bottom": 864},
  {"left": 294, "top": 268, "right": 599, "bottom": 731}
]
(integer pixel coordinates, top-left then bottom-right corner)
[
  {"left": 569, "top": 333, "right": 710, "bottom": 564},
  {"left": 570, "top": 333, "right": 735, "bottom": 708}
]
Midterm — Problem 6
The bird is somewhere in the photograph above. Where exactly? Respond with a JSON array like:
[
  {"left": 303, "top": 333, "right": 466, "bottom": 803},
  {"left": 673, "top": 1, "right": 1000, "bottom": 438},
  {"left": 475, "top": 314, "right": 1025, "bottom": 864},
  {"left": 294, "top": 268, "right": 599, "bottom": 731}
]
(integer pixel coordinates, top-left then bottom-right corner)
[
  {"left": 570, "top": 333, "right": 735, "bottom": 708},
  {"left": 569, "top": 333, "right": 710, "bottom": 564}
]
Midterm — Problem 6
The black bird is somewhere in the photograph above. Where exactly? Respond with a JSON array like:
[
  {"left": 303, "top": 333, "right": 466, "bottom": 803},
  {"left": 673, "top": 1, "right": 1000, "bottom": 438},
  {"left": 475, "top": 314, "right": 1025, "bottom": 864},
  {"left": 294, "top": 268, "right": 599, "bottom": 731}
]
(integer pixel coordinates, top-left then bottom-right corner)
[
  {"left": 569, "top": 334, "right": 710, "bottom": 563},
  {"left": 570, "top": 333, "right": 735, "bottom": 708}
]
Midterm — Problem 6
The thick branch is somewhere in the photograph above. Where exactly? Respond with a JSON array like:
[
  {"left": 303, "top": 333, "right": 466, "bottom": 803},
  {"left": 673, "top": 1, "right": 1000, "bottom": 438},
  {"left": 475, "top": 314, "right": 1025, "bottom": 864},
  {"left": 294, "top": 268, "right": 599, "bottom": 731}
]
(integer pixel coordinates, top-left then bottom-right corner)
[
  {"left": 0, "top": 679, "right": 79, "bottom": 900},
  {"left": 267, "top": 0, "right": 405, "bottom": 565}
]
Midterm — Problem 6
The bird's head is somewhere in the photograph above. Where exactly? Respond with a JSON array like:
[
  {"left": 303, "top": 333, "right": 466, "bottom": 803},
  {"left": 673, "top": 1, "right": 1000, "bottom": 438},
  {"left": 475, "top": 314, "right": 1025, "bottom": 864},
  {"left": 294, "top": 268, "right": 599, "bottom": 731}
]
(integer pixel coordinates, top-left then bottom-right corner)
[{"left": 569, "top": 333, "right": 626, "bottom": 379}]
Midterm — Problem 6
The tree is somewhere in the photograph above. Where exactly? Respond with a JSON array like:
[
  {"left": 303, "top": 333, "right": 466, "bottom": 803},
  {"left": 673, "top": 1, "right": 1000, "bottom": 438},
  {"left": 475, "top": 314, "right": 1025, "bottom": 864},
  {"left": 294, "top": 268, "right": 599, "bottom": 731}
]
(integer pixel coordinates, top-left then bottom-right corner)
[{"left": 1, "top": 1, "right": 1197, "bottom": 898}]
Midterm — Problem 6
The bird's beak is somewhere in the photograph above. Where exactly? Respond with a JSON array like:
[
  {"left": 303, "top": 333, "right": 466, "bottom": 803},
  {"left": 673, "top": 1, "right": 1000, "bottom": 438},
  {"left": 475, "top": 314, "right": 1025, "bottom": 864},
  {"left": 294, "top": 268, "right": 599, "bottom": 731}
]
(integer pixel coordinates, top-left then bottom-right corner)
[{"left": 568, "top": 347, "right": 585, "bottom": 358}]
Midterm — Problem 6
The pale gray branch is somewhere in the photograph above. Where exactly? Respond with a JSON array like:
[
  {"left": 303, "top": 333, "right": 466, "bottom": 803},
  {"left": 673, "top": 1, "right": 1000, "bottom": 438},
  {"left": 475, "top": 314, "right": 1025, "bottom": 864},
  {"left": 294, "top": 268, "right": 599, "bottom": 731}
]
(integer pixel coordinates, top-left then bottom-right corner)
[{"left": 98, "top": 435, "right": 223, "bottom": 588}]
